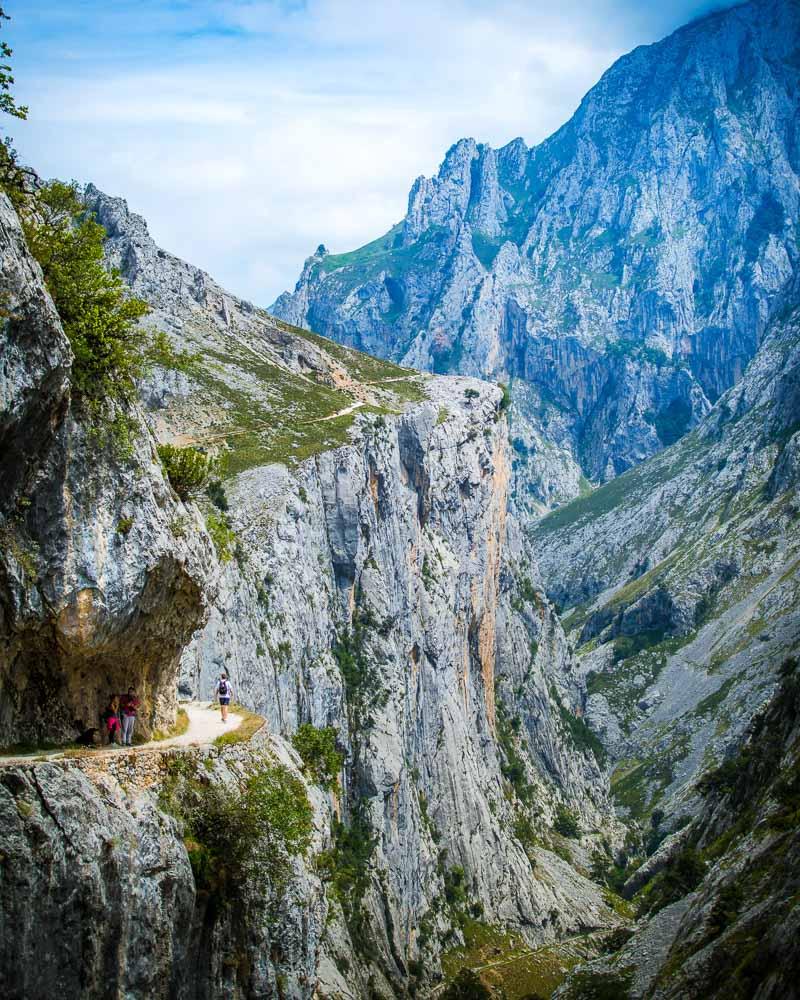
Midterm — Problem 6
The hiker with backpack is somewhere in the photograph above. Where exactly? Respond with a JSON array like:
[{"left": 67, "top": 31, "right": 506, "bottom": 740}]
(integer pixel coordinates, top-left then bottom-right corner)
[
  {"left": 215, "top": 673, "right": 232, "bottom": 722},
  {"left": 119, "top": 687, "right": 140, "bottom": 746}
]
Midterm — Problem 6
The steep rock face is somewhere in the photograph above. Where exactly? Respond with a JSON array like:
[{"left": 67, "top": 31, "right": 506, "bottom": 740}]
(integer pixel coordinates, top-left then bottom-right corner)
[
  {"left": 273, "top": 0, "right": 800, "bottom": 511},
  {"left": 0, "top": 192, "right": 215, "bottom": 746},
  {"left": 77, "top": 186, "right": 622, "bottom": 993},
  {"left": 178, "top": 379, "right": 616, "bottom": 995},
  {"left": 0, "top": 192, "right": 70, "bottom": 507},
  {"left": 531, "top": 286, "right": 800, "bottom": 826}
]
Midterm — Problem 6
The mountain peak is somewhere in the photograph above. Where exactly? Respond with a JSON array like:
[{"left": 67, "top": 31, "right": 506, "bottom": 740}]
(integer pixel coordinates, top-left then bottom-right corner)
[{"left": 274, "top": 0, "right": 799, "bottom": 513}]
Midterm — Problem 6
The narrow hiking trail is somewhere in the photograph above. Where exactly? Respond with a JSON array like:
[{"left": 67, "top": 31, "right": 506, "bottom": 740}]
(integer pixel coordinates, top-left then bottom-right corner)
[
  {"left": 142, "top": 701, "right": 245, "bottom": 748},
  {"left": 429, "top": 931, "right": 598, "bottom": 997},
  {"left": 0, "top": 701, "right": 245, "bottom": 766},
  {"left": 313, "top": 399, "right": 364, "bottom": 422}
]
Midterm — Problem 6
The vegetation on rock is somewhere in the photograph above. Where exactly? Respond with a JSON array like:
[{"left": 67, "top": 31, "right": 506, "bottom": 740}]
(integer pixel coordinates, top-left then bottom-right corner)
[
  {"left": 157, "top": 444, "right": 219, "bottom": 501},
  {"left": 291, "top": 723, "right": 343, "bottom": 790},
  {"left": 19, "top": 181, "right": 189, "bottom": 446},
  {"left": 441, "top": 968, "right": 491, "bottom": 999},
  {"left": 161, "top": 754, "right": 313, "bottom": 895}
]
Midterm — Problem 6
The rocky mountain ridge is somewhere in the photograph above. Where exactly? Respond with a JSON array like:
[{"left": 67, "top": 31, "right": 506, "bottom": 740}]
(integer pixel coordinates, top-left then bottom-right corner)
[
  {"left": 555, "top": 653, "right": 800, "bottom": 1000},
  {"left": 530, "top": 251, "right": 800, "bottom": 998},
  {"left": 531, "top": 279, "right": 800, "bottom": 828},
  {"left": 273, "top": 0, "right": 800, "bottom": 515}
]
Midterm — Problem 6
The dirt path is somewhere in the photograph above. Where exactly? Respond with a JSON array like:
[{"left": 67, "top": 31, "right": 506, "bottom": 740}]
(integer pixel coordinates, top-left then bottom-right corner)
[
  {"left": 141, "top": 701, "right": 244, "bottom": 748},
  {"left": 162, "top": 394, "right": 366, "bottom": 449},
  {"left": 311, "top": 399, "right": 364, "bottom": 422},
  {"left": 0, "top": 701, "right": 245, "bottom": 766}
]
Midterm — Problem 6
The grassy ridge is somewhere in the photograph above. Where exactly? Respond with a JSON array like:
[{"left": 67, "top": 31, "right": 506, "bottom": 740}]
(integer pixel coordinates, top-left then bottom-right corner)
[{"left": 177, "top": 316, "right": 430, "bottom": 475}]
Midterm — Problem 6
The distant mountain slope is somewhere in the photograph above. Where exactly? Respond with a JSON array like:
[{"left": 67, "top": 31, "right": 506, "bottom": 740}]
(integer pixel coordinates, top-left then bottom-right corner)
[
  {"left": 531, "top": 282, "right": 800, "bottom": 824},
  {"left": 273, "top": 0, "right": 800, "bottom": 512},
  {"left": 556, "top": 657, "right": 800, "bottom": 999}
]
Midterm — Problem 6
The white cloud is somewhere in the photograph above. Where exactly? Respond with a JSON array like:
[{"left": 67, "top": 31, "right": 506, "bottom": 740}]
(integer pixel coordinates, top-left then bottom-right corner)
[{"left": 11, "top": 0, "right": 739, "bottom": 304}]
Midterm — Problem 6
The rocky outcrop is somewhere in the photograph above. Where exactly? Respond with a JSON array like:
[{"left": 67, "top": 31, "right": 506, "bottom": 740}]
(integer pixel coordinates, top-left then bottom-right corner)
[
  {"left": 0, "top": 730, "right": 329, "bottom": 1000},
  {"left": 273, "top": 0, "right": 800, "bottom": 512},
  {"left": 0, "top": 190, "right": 215, "bottom": 746}
]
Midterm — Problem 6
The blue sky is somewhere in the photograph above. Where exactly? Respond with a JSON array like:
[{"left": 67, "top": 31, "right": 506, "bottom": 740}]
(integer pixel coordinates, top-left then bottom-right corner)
[{"left": 6, "top": 0, "right": 739, "bottom": 304}]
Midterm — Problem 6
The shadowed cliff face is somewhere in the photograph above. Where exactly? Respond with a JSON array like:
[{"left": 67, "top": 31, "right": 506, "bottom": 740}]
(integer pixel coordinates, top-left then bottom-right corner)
[
  {"left": 0, "top": 193, "right": 215, "bottom": 746},
  {"left": 273, "top": 0, "right": 800, "bottom": 512}
]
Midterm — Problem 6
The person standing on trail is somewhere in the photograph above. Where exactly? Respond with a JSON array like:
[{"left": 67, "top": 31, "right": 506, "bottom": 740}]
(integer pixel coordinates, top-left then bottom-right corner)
[
  {"left": 102, "top": 695, "right": 122, "bottom": 746},
  {"left": 120, "top": 687, "right": 140, "bottom": 746},
  {"left": 215, "top": 673, "right": 232, "bottom": 722}
]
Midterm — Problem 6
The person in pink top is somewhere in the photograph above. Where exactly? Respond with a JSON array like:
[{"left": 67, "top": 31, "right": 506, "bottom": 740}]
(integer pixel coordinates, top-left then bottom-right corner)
[
  {"left": 101, "top": 695, "right": 121, "bottom": 746},
  {"left": 120, "top": 687, "right": 140, "bottom": 746}
]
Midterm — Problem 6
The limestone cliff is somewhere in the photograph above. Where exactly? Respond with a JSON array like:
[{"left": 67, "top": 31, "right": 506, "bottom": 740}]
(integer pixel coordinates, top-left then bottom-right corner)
[
  {"left": 0, "top": 192, "right": 215, "bottom": 746},
  {"left": 82, "top": 185, "right": 621, "bottom": 994},
  {"left": 555, "top": 655, "right": 800, "bottom": 1000},
  {"left": 0, "top": 182, "right": 621, "bottom": 998}
]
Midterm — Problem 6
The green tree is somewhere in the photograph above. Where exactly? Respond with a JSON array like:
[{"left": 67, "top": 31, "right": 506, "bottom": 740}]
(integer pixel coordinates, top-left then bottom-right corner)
[
  {"left": 23, "top": 181, "right": 149, "bottom": 404},
  {"left": 554, "top": 804, "right": 580, "bottom": 838},
  {"left": 441, "top": 969, "right": 491, "bottom": 1000},
  {"left": 0, "top": 6, "right": 30, "bottom": 205},
  {"left": 163, "top": 755, "right": 313, "bottom": 896},
  {"left": 21, "top": 181, "right": 189, "bottom": 446},
  {"left": 0, "top": 8, "right": 25, "bottom": 121}
]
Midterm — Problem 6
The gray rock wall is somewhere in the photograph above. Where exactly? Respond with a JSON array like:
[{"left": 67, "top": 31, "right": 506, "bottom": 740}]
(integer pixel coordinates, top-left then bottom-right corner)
[
  {"left": 0, "top": 190, "right": 215, "bottom": 746},
  {"left": 178, "top": 377, "right": 618, "bottom": 993},
  {"left": 0, "top": 731, "right": 328, "bottom": 1000}
]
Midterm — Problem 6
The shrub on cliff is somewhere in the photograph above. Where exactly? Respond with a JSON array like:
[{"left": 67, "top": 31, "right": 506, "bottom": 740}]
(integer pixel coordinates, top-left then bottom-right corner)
[
  {"left": 554, "top": 804, "right": 580, "bottom": 838},
  {"left": 157, "top": 444, "right": 218, "bottom": 500},
  {"left": 441, "top": 969, "right": 491, "bottom": 1000},
  {"left": 162, "top": 754, "right": 313, "bottom": 896},
  {"left": 638, "top": 847, "right": 706, "bottom": 916},
  {"left": 291, "top": 723, "right": 343, "bottom": 790},
  {"left": 204, "top": 508, "right": 236, "bottom": 562},
  {"left": 498, "top": 381, "right": 511, "bottom": 413}
]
